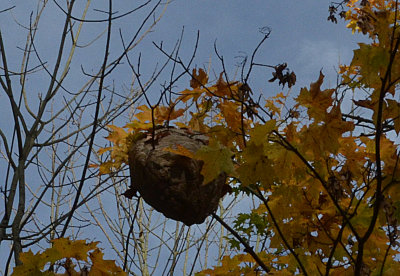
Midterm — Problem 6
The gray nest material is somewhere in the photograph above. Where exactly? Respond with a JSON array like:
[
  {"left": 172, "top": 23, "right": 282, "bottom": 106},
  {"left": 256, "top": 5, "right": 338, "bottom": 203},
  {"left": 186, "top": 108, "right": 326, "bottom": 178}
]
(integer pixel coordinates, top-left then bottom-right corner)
[{"left": 125, "top": 128, "right": 230, "bottom": 226}]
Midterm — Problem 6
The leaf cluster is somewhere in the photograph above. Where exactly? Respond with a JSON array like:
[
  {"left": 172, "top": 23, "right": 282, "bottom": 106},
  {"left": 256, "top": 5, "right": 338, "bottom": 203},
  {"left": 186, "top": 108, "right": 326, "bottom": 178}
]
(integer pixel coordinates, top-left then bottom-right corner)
[
  {"left": 12, "top": 238, "right": 126, "bottom": 276},
  {"left": 96, "top": 0, "right": 400, "bottom": 274}
]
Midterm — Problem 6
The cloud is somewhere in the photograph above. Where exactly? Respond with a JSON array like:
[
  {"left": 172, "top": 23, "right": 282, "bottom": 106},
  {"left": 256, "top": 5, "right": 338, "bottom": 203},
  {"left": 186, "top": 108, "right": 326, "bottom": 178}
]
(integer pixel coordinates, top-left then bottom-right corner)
[
  {"left": 294, "top": 39, "right": 355, "bottom": 87},
  {"left": 298, "top": 40, "right": 340, "bottom": 72}
]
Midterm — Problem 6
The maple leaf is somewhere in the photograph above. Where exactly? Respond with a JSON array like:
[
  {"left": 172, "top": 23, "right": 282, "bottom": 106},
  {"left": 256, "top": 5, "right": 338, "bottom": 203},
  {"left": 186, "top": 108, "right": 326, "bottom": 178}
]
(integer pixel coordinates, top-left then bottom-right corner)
[
  {"left": 97, "top": 125, "right": 130, "bottom": 175},
  {"left": 89, "top": 249, "right": 126, "bottom": 275},
  {"left": 236, "top": 121, "right": 277, "bottom": 187},
  {"left": 295, "top": 71, "right": 334, "bottom": 121},
  {"left": 194, "top": 138, "right": 234, "bottom": 184},
  {"left": 105, "top": 125, "right": 128, "bottom": 145},
  {"left": 190, "top": 68, "right": 208, "bottom": 89},
  {"left": 218, "top": 100, "right": 242, "bottom": 132},
  {"left": 12, "top": 250, "right": 50, "bottom": 276},
  {"left": 353, "top": 98, "right": 376, "bottom": 110},
  {"left": 248, "top": 120, "right": 276, "bottom": 147},
  {"left": 351, "top": 43, "right": 390, "bottom": 88},
  {"left": 177, "top": 88, "right": 205, "bottom": 103},
  {"left": 12, "top": 238, "right": 126, "bottom": 276},
  {"left": 213, "top": 73, "right": 240, "bottom": 98},
  {"left": 268, "top": 63, "right": 297, "bottom": 88},
  {"left": 236, "top": 143, "right": 275, "bottom": 188},
  {"left": 350, "top": 202, "right": 374, "bottom": 233},
  {"left": 154, "top": 105, "right": 185, "bottom": 122},
  {"left": 50, "top": 238, "right": 98, "bottom": 261},
  {"left": 196, "top": 254, "right": 258, "bottom": 275},
  {"left": 264, "top": 92, "right": 287, "bottom": 116},
  {"left": 134, "top": 105, "right": 153, "bottom": 123},
  {"left": 301, "top": 105, "right": 355, "bottom": 156},
  {"left": 125, "top": 105, "right": 158, "bottom": 131}
]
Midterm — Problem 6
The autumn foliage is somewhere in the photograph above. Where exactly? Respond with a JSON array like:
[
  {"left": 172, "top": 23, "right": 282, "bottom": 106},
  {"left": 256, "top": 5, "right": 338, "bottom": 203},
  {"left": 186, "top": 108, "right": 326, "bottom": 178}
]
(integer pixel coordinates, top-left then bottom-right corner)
[
  {"left": 12, "top": 238, "right": 126, "bottom": 275},
  {"left": 50, "top": 0, "right": 400, "bottom": 275}
]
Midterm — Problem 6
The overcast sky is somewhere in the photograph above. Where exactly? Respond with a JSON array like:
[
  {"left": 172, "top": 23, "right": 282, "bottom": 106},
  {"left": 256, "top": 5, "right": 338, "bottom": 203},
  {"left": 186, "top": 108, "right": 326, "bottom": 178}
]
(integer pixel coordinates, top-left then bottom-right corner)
[
  {"left": 150, "top": 0, "right": 363, "bottom": 90},
  {"left": 0, "top": 0, "right": 364, "bottom": 102}
]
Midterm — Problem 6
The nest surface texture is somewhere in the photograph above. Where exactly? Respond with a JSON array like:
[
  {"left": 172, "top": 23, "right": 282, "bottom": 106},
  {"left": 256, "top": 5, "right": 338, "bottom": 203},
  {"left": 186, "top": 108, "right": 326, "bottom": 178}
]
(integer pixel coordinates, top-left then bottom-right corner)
[{"left": 128, "top": 128, "right": 227, "bottom": 226}]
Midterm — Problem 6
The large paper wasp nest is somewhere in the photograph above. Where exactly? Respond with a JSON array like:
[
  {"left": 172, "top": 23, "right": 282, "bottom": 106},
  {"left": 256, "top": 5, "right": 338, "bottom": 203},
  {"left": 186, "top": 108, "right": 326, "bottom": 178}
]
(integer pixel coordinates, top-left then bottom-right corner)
[{"left": 126, "top": 128, "right": 229, "bottom": 226}]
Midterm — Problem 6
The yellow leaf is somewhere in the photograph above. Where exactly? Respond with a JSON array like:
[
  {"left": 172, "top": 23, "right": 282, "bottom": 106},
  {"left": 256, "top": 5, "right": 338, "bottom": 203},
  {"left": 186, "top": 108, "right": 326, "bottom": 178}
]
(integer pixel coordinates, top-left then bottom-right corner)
[
  {"left": 249, "top": 120, "right": 276, "bottom": 147},
  {"left": 174, "top": 122, "right": 189, "bottom": 129},
  {"left": 218, "top": 100, "right": 242, "bottom": 132},
  {"left": 89, "top": 249, "right": 127, "bottom": 275},
  {"left": 177, "top": 88, "right": 205, "bottom": 103},
  {"left": 98, "top": 147, "right": 112, "bottom": 155},
  {"left": 265, "top": 92, "right": 286, "bottom": 116},
  {"left": 50, "top": 238, "right": 98, "bottom": 262},
  {"left": 300, "top": 105, "right": 354, "bottom": 156},
  {"left": 237, "top": 140, "right": 275, "bottom": 187},
  {"left": 163, "top": 144, "right": 195, "bottom": 159},
  {"left": 12, "top": 238, "right": 124, "bottom": 276},
  {"left": 154, "top": 105, "right": 185, "bottom": 122},
  {"left": 105, "top": 125, "right": 128, "bottom": 145},
  {"left": 12, "top": 250, "right": 51, "bottom": 276},
  {"left": 295, "top": 72, "right": 334, "bottom": 121},
  {"left": 134, "top": 105, "right": 153, "bottom": 123}
]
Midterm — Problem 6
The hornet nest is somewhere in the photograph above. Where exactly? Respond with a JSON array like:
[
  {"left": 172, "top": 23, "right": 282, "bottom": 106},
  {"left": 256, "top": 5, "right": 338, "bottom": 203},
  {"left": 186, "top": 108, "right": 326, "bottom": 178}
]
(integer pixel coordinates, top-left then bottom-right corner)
[{"left": 124, "top": 127, "right": 231, "bottom": 226}]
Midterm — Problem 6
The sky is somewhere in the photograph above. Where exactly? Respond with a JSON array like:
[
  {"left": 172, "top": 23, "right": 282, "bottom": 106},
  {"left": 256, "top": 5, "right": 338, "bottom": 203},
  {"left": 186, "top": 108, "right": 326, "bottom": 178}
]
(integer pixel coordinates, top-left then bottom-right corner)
[
  {"left": 148, "top": 0, "right": 363, "bottom": 90},
  {"left": 0, "top": 0, "right": 369, "bottom": 274},
  {"left": 0, "top": 0, "right": 367, "bottom": 149},
  {"left": 0, "top": 0, "right": 364, "bottom": 105}
]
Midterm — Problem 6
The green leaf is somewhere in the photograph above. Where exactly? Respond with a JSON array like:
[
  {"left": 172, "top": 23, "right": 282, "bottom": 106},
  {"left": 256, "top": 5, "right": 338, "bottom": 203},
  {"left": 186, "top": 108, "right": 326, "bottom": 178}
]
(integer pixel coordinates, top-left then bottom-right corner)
[
  {"left": 351, "top": 43, "right": 390, "bottom": 88},
  {"left": 249, "top": 120, "right": 276, "bottom": 147},
  {"left": 195, "top": 138, "right": 234, "bottom": 184}
]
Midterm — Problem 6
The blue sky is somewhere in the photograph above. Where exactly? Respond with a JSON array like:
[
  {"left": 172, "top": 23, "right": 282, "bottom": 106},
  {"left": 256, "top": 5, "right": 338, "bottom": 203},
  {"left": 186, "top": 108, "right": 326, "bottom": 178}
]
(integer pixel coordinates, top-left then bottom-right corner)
[
  {"left": 147, "top": 0, "right": 363, "bottom": 90},
  {"left": 0, "top": 0, "right": 364, "bottom": 103}
]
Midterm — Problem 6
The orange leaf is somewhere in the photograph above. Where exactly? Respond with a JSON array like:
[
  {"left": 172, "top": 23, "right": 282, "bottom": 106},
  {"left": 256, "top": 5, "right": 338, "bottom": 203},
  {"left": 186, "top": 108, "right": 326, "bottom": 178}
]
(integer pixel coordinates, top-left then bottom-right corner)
[
  {"left": 155, "top": 105, "right": 185, "bottom": 122},
  {"left": 190, "top": 68, "right": 208, "bottom": 88},
  {"left": 213, "top": 73, "right": 240, "bottom": 98},
  {"left": 163, "top": 144, "right": 195, "bottom": 159},
  {"left": 218, "top": 100, "right": 242, "bottom": 132}
]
